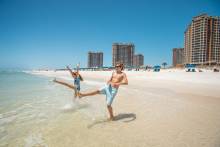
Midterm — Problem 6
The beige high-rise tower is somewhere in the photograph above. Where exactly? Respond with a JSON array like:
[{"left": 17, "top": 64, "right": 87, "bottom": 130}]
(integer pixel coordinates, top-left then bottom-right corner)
[
  {"left": 87, "top": 51, "right": 103, "bottom": 68},
  {"left": 133, "top": 54, "right": 144, "bottom": 67},
  {"left": 112, "top": 43, "right": 135, "bottom": 67},
  {"left": 184, "top": 14, "right": 220, "bottom": 65},
  {"left": 173, "top": 48, "right": 184, "bottom": 67}
]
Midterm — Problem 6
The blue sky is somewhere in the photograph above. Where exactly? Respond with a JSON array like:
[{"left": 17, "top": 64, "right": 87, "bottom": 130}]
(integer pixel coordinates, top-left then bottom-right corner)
[{"left": 0, "top": 0, "right": 220, "bottom": 69}]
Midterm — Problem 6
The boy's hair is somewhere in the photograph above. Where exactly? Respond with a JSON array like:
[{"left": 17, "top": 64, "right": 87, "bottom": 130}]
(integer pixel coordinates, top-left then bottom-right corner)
[{"left": 116, "top": 63, "right": 124, "bottom": 70}]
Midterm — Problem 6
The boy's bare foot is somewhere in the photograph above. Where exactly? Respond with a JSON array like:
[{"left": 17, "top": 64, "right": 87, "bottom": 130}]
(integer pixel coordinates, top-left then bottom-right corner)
[{"left": 108, "top": 116, "right": 114, "bottom": 121}]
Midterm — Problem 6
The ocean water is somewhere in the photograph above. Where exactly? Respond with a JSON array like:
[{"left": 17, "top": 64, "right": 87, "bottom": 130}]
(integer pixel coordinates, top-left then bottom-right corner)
[{"left": 0, "top": 71, "right": 107, "bottom": 147}]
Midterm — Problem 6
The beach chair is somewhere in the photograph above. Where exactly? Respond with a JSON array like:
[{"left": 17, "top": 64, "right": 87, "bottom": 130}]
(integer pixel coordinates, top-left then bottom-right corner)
[
  {"left": 153, "top": 65, "right": 161, "bottom": 72},
  {"left": 185, "top": 64, "right": 196, "bottom": 72}
]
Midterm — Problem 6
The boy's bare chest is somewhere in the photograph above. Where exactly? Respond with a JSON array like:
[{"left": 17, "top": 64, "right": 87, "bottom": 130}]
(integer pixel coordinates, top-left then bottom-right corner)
[{"left": 112, "top": 73, "right": 123, "bottom": 81}]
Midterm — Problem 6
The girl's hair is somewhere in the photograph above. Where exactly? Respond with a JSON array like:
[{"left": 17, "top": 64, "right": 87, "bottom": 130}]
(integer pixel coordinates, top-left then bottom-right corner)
[
  {"left": 72, "top": 72, "right": 77, "bottom": 76},
  {"left": 74, "top": 72, "right": 83, "bottom": 81}
]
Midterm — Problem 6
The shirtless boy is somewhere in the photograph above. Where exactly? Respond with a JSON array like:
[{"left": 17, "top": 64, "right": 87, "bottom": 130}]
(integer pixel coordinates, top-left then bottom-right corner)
[{"left": 79, "top": 63, "right": 128, "bottom": 120}]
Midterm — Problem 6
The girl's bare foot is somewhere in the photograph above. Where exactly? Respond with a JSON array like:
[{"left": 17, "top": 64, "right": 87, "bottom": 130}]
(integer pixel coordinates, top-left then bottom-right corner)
[
  {"left": 78, "top": 93, "right": 83, "bottom": 99},
  {"left": 53, "top": 78, "right": 57, "bottom": 82},
  {"left": 74, "top": 92, "right": 77, "bottom": 98}
]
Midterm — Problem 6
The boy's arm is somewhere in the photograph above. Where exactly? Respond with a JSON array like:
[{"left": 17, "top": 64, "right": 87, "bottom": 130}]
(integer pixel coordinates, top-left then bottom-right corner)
[
  {"left": 119, "top": 73, "right": 128, "bottom": 85},
  {"left": 107, "top": 72, "right": 114, "bottom": 84}
]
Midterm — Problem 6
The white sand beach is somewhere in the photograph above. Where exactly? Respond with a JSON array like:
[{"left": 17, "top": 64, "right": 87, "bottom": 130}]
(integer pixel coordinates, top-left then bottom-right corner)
[{"left": 25, "top": 69, "right": 220, "bottom": 147}]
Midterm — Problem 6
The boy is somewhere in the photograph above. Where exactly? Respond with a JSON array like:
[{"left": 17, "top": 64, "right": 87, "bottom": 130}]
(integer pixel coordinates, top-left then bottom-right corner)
[{"left": 79, "top": 63, "right": 128, "bottom": 120}]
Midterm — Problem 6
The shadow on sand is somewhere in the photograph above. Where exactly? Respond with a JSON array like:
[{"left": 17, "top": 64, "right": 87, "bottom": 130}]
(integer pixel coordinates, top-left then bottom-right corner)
[
  {"left": 113, "top": 113, "right": 136, "bottom": 122},
  {"left": 87, "top": 113, "right": 136, "bottom": 129}
]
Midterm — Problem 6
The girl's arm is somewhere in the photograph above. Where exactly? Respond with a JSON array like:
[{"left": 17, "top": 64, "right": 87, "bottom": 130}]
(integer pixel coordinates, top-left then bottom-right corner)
[
  {"left": 79, "top": 74, "right": 84, "bottom": 81},
  {"left": 66, "top": 66, "right": 75, "bottom": 78}
]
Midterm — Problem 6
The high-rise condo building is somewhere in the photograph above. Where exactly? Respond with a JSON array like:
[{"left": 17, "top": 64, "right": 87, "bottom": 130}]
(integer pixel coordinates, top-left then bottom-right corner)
[
  {"left": 87, "top": 51, "right": 103, "bottom": 68},
  {"left": 184, "top": 14, "right": 220, "bottom": 65},
  {"left": 173, "top": 48, "right": 184, "bottom": 67},
  {"left": 112, "top": 43, "right": 135, "bottom": 67},
  {"left": 133, "top": 54, "right": 144, "bottom": 67}
]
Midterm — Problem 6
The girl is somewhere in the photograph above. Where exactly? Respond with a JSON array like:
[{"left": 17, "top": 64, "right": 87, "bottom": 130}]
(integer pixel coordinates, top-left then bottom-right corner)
[{"left": 53, "top": 66, "right": 83, "bottom": 98}]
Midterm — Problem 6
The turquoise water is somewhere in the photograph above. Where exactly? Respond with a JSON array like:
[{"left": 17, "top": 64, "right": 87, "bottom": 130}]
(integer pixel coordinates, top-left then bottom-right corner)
[
  {"left": 0, "top": 72, "right": 50, "bottom": 111},
  {"left": 0, "top": 71, "right": 107, "bottom": 146},
  {"left": 0, "top": 71, "right": 76, "bottom": 146}
]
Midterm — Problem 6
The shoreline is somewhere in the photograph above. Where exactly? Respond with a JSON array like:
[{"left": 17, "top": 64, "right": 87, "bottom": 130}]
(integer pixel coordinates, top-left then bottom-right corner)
[{"left": 1, "top": 70, "right": 220, "bottom": 147}]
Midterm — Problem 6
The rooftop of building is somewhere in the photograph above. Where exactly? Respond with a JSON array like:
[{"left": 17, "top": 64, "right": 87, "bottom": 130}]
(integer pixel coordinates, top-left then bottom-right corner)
[
  {"left": 173, "top": 48, "right": 184, "bottom": 51},
  {"left": 185, "top": 13, "right": 220, "bottom": 33},
  {"left": 193, "top": 13, "right": 208, "bottom": 19},
  {"left": 135, "top": 54, "right": 144, "bottom": 56},
  {"left": 112, "top": 42, "right": 135, "bottom": 46},
  {"left": 88, "top": 51, "right": 103, "bottom": 54},
  {"left": 192, "top": 13, "right": 220, "bottom": 21}
]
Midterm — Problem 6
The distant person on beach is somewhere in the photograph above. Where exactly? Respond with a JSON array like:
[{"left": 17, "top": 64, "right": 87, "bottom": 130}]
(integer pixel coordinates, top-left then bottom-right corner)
[
  {"left": 78, "top": 63, "right": 128, "bottom": 121},
  {"left": 54, "top": 66, "right": 83, "bottom": 98}
]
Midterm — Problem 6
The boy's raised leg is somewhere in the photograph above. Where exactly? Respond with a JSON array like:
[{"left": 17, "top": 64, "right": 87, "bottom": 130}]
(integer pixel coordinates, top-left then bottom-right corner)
[{"left": 78, "top": 90, "right": 100, "bottom": 98}]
